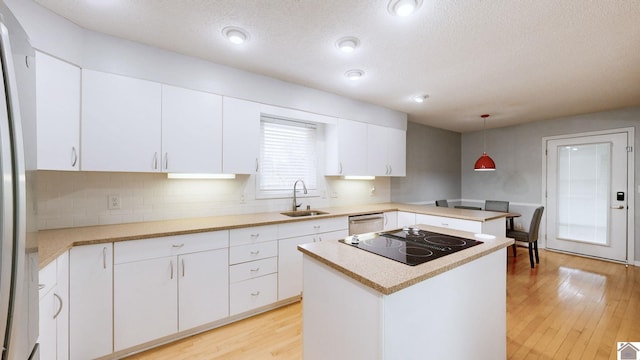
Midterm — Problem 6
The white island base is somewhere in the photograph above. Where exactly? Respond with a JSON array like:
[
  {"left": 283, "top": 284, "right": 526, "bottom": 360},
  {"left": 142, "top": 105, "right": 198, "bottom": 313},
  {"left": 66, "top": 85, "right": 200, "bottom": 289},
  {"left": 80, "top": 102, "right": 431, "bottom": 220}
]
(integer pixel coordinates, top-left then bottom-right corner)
[{"left": 302, "top": 248, "right": 507, "bottom": 360}]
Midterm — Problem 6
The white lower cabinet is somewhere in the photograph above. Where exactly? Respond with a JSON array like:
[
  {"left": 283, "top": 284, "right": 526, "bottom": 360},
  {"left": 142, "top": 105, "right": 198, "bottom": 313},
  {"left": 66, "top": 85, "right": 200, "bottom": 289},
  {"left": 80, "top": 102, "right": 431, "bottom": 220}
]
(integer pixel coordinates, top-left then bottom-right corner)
[
  {"left": 114, "top": 256, "right": 177, "bottom": 351},
  {"left": 69, "top": 244, "right": 113, "bottom": 360},
  {"left": 113, "top": 232, "right": 229, "bottom": 351},
  {"left": 178, "top": 249, "right": 229, "bottom": 331},
  {"left": 38, "top": 251, "right": 68, "bottom": 360},
  {"left": 383, "top": 211, "right": 398, "bottom": 231},
  {"left": 277, "top": 217, "right": 349, "bottom": 301},
  {"left": 397, "top": 211, "right": 416, "bottom": 228}
]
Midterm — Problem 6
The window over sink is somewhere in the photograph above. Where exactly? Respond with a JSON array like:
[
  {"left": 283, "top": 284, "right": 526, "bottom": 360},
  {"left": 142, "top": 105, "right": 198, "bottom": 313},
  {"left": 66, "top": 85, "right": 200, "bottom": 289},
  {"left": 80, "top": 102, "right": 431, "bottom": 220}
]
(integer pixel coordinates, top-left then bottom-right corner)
[{"left": 257, "top": 116, "right": 321, "bottom": 199}]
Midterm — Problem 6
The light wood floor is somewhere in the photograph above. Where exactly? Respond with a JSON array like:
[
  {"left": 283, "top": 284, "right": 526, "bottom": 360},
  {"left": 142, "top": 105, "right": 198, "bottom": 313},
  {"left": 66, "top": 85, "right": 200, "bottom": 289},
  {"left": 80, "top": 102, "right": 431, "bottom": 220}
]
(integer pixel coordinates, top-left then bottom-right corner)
[{"left": 126, "top": 249, "right": 640, "bottom": 360}]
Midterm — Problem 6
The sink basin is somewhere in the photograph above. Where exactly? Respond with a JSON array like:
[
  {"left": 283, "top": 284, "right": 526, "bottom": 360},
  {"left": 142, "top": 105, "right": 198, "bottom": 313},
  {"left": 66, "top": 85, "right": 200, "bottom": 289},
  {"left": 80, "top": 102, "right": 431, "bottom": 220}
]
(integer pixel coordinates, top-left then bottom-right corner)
[{"left": 280, "top": 210, "right": 329, "bottom": 217}]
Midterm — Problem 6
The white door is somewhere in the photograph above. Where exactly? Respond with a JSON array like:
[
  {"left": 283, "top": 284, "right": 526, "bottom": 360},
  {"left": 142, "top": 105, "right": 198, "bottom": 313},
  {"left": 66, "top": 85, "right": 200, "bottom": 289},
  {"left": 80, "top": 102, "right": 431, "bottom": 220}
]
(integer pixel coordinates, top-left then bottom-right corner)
[{"left": 546, "top": 132, "right": 629, "bottom": 262}]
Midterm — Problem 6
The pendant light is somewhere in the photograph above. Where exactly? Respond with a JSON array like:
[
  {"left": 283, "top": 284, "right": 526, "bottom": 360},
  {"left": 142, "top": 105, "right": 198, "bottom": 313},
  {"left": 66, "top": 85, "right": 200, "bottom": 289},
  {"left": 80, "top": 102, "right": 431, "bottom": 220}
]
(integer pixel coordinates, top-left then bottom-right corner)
[{"left": 474, "top": 114, "right": 496, "bottom": 171}]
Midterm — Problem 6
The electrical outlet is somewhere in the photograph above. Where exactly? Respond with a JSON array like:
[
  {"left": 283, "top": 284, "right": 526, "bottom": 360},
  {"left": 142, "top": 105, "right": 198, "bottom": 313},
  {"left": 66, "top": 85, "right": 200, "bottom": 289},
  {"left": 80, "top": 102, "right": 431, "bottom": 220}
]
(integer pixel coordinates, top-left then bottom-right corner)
[{"left": 108, "top": 194, "right": 121, "bottom": 210}]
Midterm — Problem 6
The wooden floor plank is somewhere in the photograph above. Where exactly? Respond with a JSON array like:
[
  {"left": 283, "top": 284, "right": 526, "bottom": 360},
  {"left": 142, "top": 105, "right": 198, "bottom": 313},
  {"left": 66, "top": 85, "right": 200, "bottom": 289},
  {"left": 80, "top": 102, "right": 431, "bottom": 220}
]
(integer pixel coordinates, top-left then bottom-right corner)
[{"left": 126, "top": 249, "right": 640, "bottom": 360}]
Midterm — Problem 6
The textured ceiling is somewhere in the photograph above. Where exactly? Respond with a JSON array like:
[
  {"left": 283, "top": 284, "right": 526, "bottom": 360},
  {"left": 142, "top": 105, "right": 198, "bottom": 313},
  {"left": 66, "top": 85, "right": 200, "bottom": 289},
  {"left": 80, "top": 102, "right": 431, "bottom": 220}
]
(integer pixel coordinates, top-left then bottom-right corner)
[{"left": 33, "top": 0, "right": 640, "bottom": 133}]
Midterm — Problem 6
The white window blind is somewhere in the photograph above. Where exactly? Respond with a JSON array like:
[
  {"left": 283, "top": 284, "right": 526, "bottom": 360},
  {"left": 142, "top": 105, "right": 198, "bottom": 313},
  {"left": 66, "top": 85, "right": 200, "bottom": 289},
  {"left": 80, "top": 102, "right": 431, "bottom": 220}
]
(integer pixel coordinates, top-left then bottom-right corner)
[{"left": 259, "top": 117, "right": 317, "bottom": 192}]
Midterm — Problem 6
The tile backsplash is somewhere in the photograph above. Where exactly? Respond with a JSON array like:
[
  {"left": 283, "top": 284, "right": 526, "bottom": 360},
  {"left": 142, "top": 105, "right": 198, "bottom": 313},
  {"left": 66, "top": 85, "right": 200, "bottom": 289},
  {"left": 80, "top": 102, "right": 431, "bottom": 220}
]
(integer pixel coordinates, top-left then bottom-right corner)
[{"left": 37, "top": 171, "right": 391, "bottom": 230}]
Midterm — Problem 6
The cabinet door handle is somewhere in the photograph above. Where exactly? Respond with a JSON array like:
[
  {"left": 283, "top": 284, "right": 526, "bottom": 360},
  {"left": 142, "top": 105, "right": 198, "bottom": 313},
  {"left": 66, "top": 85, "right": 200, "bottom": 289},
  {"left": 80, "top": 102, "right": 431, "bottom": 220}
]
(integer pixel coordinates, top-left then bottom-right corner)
[
  {"left": 71, "top": 146, "right": 78, "bottom": 167},
  {"left": 170, "top": 260, "right": 174, "bottom": 280},
  {"left": 339, "top": 162, "right": 343, "bottom": 174},
  {"left": 255, "top": 158, "right": 259, "bottom": 172},
  {"left": 388, "top": 165, "right": 392, "bottom": 175},
  {"left": 53, "top": 293, "right": 63, "bottom": 319},
  {"left": 153, "top": 152, "right": 159, "bottom": 170},
  {"left": 102, "top": 247, "right": 108, "bottom": 269},
  {"left": 250, "top": 291, "right": 261, "bottom": 297},
  {"left": 181, "top": 258, "right": 185, "bottom": 277},
  {"left": 164, "top": 152, "right": 169, "bottom": 170}
]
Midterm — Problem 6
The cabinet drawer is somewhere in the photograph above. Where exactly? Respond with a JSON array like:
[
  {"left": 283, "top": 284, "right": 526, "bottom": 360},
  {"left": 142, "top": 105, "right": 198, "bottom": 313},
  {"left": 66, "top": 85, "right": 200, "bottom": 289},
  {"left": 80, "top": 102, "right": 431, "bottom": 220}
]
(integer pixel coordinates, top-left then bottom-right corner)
[
  {"left": 229, "top": 273, "right": 277, "bottom": 316},
  {"left": 229, "top": 225, "right": 278, "bottom": 246},
  {"left": 229, "top": 241, "right": 277, "bottom": 265},
  {"left": 39, "top": 261, "right": 57, "bottom": 299},
  {"left": 278, "top": 217, "right": 348, "bottom": 239},
  {"left": 415, "top": 214, "right": 481, "bottom": 233},
  {"left": 229, "top": 257, "right": 277, "bottom": 283},
  {"left": 115, "top": 231, "right": 228, "bottom": 264}
]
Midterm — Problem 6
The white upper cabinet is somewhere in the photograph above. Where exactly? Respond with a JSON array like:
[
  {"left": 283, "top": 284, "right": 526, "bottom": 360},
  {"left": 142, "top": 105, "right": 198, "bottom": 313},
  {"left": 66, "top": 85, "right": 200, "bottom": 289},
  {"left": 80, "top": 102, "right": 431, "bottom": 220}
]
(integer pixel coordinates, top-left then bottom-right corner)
[
  {"left": 36, "top": 51, "right": 80, "bottom": 171},
  {"left": 367, "top": 124, "right": 406, "bottom": 176},
  {"left": 222, "top": 97, "right": 261, "bottom": 174},
  {"left": 81, "top": 69, "right": 162, "bottom": 172},
  {"left": 325, "top": 119, "right": 368, "bottom": 176},
  {"left": 161, "top": 85, "right": 223, "bottom": 173}
]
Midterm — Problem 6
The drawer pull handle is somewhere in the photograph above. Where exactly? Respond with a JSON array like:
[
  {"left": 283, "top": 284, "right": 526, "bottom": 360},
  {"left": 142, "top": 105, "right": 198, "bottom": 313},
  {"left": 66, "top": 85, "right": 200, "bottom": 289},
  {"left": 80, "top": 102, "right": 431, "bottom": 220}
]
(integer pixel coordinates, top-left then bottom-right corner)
[
  {"left": 250, "top": 250, "right": 260, "bottom": 255},
  {"left": 172, "top": 244, "right": 185, "bottom": 248},
  {"left": 251, "top": 291, "right": 261, "bottom": 297},
  {"left": 250, "top": 233, "right": 260, "bottom": 238},
  {"left": 38, "top": 284, "right": 46, "bottom": 290},
  {"left": 250, "top": 267, "right": 260, "bottom": 272},
  {"left": 441, "top": 223, "right": 449, "bottom": 227}
]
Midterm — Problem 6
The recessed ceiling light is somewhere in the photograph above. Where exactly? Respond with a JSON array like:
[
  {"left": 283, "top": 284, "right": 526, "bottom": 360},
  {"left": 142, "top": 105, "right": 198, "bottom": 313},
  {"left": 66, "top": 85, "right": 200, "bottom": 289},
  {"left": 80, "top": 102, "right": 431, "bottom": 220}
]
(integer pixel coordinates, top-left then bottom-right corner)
[
  {"left": 387, "top": 0, "right": 423, "bottom": 17},
  {"left": 345, "top": 69, "right": 364, "bottom": 80},
  {"left": 336, "top": 37, "right": 360, "bottom": 53},
  {"left": 413, "top": 94, "right": 429, "bottom": 103},
  {"left": 222, "top": 26, "right": 249, "bottom": 45}
]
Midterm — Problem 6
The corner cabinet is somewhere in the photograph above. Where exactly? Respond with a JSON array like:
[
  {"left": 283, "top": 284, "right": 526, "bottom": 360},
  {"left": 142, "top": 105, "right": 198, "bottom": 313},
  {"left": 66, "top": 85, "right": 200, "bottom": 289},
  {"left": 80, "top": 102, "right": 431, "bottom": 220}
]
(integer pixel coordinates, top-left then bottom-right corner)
[
  {"left": 113, "top": 231, "right": 229, "bottom": 351},
  {"left": 367, "top": 125, "right": 406, "bottom": 176},
  {"left": 222, "top": 97, "right": 261, "bottom": 174},
  {"left": 35, "top": 51, "right": 80, "bottom": 171},
  {"left": 81, "top": 69, "right": 162, "bottom": 172},
  {"left": 161, "top": 85, "right": 223, "bottom": 173},
  {"left": 325, "top": 119, "right": 368, "bottom": 176},
  {"left": 69, "top": 244, "right": 113, "bottom": 360}
]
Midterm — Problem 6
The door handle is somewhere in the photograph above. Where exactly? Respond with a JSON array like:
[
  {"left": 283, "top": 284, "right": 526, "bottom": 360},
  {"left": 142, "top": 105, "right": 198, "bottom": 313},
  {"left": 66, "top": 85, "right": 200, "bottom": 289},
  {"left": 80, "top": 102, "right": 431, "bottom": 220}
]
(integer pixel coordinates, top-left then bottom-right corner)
[{"left": 611, "top": 205, "right": 625, "bottom": 209}]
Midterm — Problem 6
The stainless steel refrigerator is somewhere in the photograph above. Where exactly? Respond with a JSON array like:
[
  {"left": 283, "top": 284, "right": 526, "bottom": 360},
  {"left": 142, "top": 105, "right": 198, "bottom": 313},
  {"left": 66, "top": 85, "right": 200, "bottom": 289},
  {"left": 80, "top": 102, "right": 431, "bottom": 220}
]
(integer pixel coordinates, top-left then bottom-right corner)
[{"left": 0, "top": 1, "right": 38, "bottom": 359}]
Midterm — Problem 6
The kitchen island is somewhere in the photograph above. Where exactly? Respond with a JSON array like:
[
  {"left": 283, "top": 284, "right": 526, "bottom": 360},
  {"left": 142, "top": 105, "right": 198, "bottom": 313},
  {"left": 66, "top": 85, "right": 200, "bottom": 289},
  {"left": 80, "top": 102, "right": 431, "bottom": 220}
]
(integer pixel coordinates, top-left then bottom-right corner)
[{"left": 298, "top": 225, "right": 513, "bottom": 360}]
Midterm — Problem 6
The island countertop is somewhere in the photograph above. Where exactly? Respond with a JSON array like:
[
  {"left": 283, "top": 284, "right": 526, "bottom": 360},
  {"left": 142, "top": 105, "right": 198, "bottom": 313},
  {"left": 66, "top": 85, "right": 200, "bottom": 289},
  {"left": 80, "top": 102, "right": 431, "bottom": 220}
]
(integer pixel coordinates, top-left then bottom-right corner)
[
  {"left": 297, "top": 224, "right": 514, "bottom": 295},
  {"left": 37, "top": 202, "right": 511, "bottom": 269}
]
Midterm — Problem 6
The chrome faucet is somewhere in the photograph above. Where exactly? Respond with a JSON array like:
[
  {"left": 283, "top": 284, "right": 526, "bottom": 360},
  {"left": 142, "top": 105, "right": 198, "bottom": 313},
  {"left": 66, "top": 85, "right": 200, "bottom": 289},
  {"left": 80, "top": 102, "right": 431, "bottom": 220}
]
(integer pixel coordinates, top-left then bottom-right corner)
[{"left": 292, "top": 179, "right": 308, "bottom": 211}]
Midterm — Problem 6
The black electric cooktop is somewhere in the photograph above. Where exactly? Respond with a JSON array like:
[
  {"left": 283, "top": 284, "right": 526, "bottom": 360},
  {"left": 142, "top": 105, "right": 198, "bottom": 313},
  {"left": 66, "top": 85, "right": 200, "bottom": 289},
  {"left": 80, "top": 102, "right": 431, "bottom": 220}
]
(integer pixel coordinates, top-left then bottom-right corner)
[{"left": 340, "top": 228, "right": 484, "bottom": 266}]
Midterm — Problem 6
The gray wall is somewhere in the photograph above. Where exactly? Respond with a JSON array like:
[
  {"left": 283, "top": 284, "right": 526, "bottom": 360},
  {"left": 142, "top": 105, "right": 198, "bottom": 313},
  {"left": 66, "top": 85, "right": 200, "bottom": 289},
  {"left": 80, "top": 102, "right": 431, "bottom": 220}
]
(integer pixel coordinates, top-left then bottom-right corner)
[
  {"left": 391, "top": 121, "right": 461, "bottom": 203},
  {"left": 461, "top": 106, "right": 640, "bottom": 260}
]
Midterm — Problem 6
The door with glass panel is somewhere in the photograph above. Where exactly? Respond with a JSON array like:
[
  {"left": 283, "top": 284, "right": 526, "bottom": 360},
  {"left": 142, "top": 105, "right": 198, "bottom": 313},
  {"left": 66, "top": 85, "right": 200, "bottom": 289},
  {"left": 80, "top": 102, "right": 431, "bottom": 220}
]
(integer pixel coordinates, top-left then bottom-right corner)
[{"left": 546, "top": 132, "right": 629, "bottom": 262}]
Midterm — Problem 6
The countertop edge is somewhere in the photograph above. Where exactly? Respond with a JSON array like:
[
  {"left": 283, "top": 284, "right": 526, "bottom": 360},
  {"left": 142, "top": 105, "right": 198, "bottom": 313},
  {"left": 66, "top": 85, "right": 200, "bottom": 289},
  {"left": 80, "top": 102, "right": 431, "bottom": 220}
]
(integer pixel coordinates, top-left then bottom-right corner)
[
  {"left": 37, "top": 203, "right": 512, "bottom": 269},
  {"left": 298, "top": 228, "right": 514, "bottom": 295}
]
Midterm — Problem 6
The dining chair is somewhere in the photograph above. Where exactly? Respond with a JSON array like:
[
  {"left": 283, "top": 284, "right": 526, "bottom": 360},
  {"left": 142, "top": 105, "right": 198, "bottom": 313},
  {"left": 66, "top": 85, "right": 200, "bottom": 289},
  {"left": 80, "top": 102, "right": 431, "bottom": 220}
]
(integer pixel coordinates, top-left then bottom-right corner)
[
  {"left": 506, "top": 206, "right": 544, "bottom": 268},
  {"left": 484, "top": 200, "right": 509, "bottom": 212},
  {"left": 435, "top": 200, "right": 449, "bottom": 207}
]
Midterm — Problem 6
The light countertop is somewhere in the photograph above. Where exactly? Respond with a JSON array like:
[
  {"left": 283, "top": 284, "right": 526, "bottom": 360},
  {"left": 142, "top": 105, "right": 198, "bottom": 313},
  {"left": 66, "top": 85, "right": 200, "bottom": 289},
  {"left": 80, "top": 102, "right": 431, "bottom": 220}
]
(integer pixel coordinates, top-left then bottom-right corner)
[
  {"left": 298, "top": 225, "right": 514, "bottom": 295},
  {"left": 37, "top": 202, "right": 510, "bottom": 269}
]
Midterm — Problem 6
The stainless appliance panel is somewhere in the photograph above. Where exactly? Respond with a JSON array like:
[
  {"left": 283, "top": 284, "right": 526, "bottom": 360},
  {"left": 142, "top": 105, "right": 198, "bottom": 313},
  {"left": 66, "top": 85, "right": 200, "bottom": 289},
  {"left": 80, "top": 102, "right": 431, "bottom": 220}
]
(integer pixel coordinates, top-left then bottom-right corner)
[
  {"left": 348, "top": 213, "right": 384, "bottom": 235},
  {"left": 0, "top": 2, "right": 38, "bottom": 359}
]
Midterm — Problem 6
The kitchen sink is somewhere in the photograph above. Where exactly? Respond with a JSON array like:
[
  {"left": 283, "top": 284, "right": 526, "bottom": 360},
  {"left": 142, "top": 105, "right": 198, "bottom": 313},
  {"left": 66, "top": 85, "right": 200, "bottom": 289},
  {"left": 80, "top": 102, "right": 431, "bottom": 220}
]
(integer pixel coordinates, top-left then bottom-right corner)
[{"left": 280, "top": 210, "right": 329, "bottom": 217}]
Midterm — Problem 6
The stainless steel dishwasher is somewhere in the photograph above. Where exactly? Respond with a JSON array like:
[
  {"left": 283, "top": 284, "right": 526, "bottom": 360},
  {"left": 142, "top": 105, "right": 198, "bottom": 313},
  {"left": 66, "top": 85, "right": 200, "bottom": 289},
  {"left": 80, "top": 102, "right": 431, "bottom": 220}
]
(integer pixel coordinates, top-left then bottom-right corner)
[{"left": 348, "top": 213, "right": 385, "bottom": 235}]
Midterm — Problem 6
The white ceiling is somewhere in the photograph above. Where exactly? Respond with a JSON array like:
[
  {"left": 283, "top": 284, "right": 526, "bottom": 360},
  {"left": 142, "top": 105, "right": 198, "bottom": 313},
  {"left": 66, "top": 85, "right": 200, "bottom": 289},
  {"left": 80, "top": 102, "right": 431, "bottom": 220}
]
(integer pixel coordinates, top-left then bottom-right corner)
[{"left": 33, "top": 0, "right": 640, "bottom": 133}]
